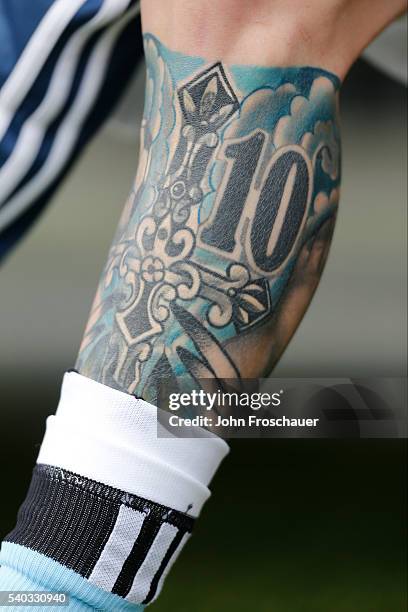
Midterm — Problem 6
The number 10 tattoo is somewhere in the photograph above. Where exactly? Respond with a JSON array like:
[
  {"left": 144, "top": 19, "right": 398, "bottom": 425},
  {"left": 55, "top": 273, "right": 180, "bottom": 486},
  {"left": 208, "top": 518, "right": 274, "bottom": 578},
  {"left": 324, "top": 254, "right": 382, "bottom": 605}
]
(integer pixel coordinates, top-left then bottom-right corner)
[{"left": 76, "top": 35, "right": 341, "bottom": 401}]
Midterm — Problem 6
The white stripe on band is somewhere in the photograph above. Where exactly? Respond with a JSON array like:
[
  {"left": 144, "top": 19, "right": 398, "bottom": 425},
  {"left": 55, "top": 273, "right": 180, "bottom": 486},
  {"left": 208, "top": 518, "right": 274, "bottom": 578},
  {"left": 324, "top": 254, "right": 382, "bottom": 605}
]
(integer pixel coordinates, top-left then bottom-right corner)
[
  {"left": 88, "top": 506, "right": 146, "bottom": 592},
  {"left": 0, "top": 0, "right": 87, "bottom": 140},
  {"left": 150, "top": 533, "right": 190, "bottom": 603},
  {"left": 126, "top": 523, "right": 179, "bottom": 604},
  {"left": 0, "top": 0, "right": 132, "bottom": 205},
  {"left": 0, "top": 2, "right": 139, "bottom": 232}
]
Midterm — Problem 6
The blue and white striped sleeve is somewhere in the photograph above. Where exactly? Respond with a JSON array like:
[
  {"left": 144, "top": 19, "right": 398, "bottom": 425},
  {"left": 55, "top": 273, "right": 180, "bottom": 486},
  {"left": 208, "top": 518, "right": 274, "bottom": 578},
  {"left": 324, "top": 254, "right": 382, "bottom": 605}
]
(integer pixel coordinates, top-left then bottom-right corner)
[{"left": 0, "top": 0, "right": 142, "bottom": 261}]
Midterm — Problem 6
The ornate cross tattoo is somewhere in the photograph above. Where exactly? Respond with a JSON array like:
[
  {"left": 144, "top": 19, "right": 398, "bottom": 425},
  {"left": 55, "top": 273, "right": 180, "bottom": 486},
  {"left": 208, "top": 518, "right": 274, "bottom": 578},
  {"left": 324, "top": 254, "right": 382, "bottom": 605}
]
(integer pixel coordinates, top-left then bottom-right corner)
[{"left": 77, "top": 35, "right": 340, "bottom": 398}]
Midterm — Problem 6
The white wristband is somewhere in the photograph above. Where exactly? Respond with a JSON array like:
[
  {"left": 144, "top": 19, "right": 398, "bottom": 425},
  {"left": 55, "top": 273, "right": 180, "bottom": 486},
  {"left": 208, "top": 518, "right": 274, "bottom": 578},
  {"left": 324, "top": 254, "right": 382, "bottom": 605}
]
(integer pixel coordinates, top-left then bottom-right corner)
[{"left": 37, "top": 371, "right": 229, "bottom": 517}]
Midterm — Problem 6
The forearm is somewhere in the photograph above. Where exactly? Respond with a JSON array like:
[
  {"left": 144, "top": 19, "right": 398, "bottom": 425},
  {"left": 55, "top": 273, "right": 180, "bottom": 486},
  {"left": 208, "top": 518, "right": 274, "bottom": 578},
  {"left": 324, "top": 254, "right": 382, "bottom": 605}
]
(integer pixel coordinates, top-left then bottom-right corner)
[
  {"left": 76, "top": 17, "right": 341, "bottom": 401},
  {"left": 77, "top": 0, "right": 407, "bottom": 396}
]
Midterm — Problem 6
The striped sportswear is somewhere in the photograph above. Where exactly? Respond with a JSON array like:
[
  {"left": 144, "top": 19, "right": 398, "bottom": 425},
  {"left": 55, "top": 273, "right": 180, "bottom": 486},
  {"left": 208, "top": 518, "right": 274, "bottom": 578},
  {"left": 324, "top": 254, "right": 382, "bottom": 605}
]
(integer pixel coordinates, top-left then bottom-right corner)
[
  {"left": 0, "top": 0, "right": 143, "bottom": 261},
  {"left": 0, "top": 373, "right": 229, "bottom": 609}
]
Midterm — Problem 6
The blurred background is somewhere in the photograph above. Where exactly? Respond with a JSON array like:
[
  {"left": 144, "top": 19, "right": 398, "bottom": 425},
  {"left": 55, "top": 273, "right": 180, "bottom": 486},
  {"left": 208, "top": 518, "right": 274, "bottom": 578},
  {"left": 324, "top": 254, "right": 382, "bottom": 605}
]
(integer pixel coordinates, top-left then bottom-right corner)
[{"left": 0, "top": 40, "right": 407, "bottom": 612}]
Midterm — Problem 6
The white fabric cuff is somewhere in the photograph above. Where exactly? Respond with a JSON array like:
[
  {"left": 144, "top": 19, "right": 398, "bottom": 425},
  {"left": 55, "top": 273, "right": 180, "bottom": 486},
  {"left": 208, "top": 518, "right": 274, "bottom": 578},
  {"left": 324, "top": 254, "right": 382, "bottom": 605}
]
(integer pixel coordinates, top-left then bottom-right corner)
[{"left": 37, "top": 371, "right": 229, "bottom": 517}]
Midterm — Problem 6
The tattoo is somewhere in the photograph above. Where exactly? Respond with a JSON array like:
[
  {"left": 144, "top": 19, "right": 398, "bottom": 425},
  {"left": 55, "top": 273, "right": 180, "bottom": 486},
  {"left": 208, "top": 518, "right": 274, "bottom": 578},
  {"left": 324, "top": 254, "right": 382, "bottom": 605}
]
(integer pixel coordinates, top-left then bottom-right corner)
[{"left": 76, "top": 34, "right": 341, "bottom": 400}]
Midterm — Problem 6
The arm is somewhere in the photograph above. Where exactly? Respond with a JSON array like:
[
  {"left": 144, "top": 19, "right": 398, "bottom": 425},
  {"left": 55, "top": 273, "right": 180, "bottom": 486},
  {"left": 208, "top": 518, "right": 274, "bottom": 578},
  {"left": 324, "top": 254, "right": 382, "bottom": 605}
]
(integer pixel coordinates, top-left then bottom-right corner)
[
  {"left": 77, "top": 0, "right": 405, "bottom": 399},
  {"left": 76, "top": 13, "right": 342, "bottom": 400},
  {"left": 1, "top": 1, "right": 406, "bottom": 609}
]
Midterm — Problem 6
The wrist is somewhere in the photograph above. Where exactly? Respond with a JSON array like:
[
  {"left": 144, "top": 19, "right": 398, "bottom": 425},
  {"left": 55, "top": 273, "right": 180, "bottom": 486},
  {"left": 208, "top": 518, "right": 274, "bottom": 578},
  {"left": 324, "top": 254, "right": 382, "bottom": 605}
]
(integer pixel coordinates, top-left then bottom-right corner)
[{"left": 142, "top": 1, "right": 349, "bottom": 78}]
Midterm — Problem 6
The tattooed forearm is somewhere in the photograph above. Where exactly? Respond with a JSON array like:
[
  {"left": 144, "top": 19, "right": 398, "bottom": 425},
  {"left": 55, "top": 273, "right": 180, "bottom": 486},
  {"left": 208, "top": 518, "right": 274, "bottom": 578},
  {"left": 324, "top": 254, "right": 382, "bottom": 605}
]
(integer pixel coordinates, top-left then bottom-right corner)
[{"left": 76, "top": 34, "right": 341, "bottom": 401}]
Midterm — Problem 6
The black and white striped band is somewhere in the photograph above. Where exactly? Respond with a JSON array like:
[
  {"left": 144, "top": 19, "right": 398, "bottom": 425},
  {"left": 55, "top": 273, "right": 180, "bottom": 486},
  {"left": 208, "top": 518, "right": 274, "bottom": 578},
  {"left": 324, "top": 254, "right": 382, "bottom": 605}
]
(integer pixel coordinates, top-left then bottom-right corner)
[{"left": 5, "top": 464, "right": 193, "bottom": 605}]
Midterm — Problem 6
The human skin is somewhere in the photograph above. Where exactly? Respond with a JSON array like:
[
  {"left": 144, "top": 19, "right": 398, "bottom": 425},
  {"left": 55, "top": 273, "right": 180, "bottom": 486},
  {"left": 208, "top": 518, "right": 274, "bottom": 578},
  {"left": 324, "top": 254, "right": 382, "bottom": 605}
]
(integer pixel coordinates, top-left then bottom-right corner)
[
  {"left": 140, "top": 0, "right": 406, "bottom": 78},
  {"left": 76, "top": 0, "right": 406, "bottom": 402}
]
